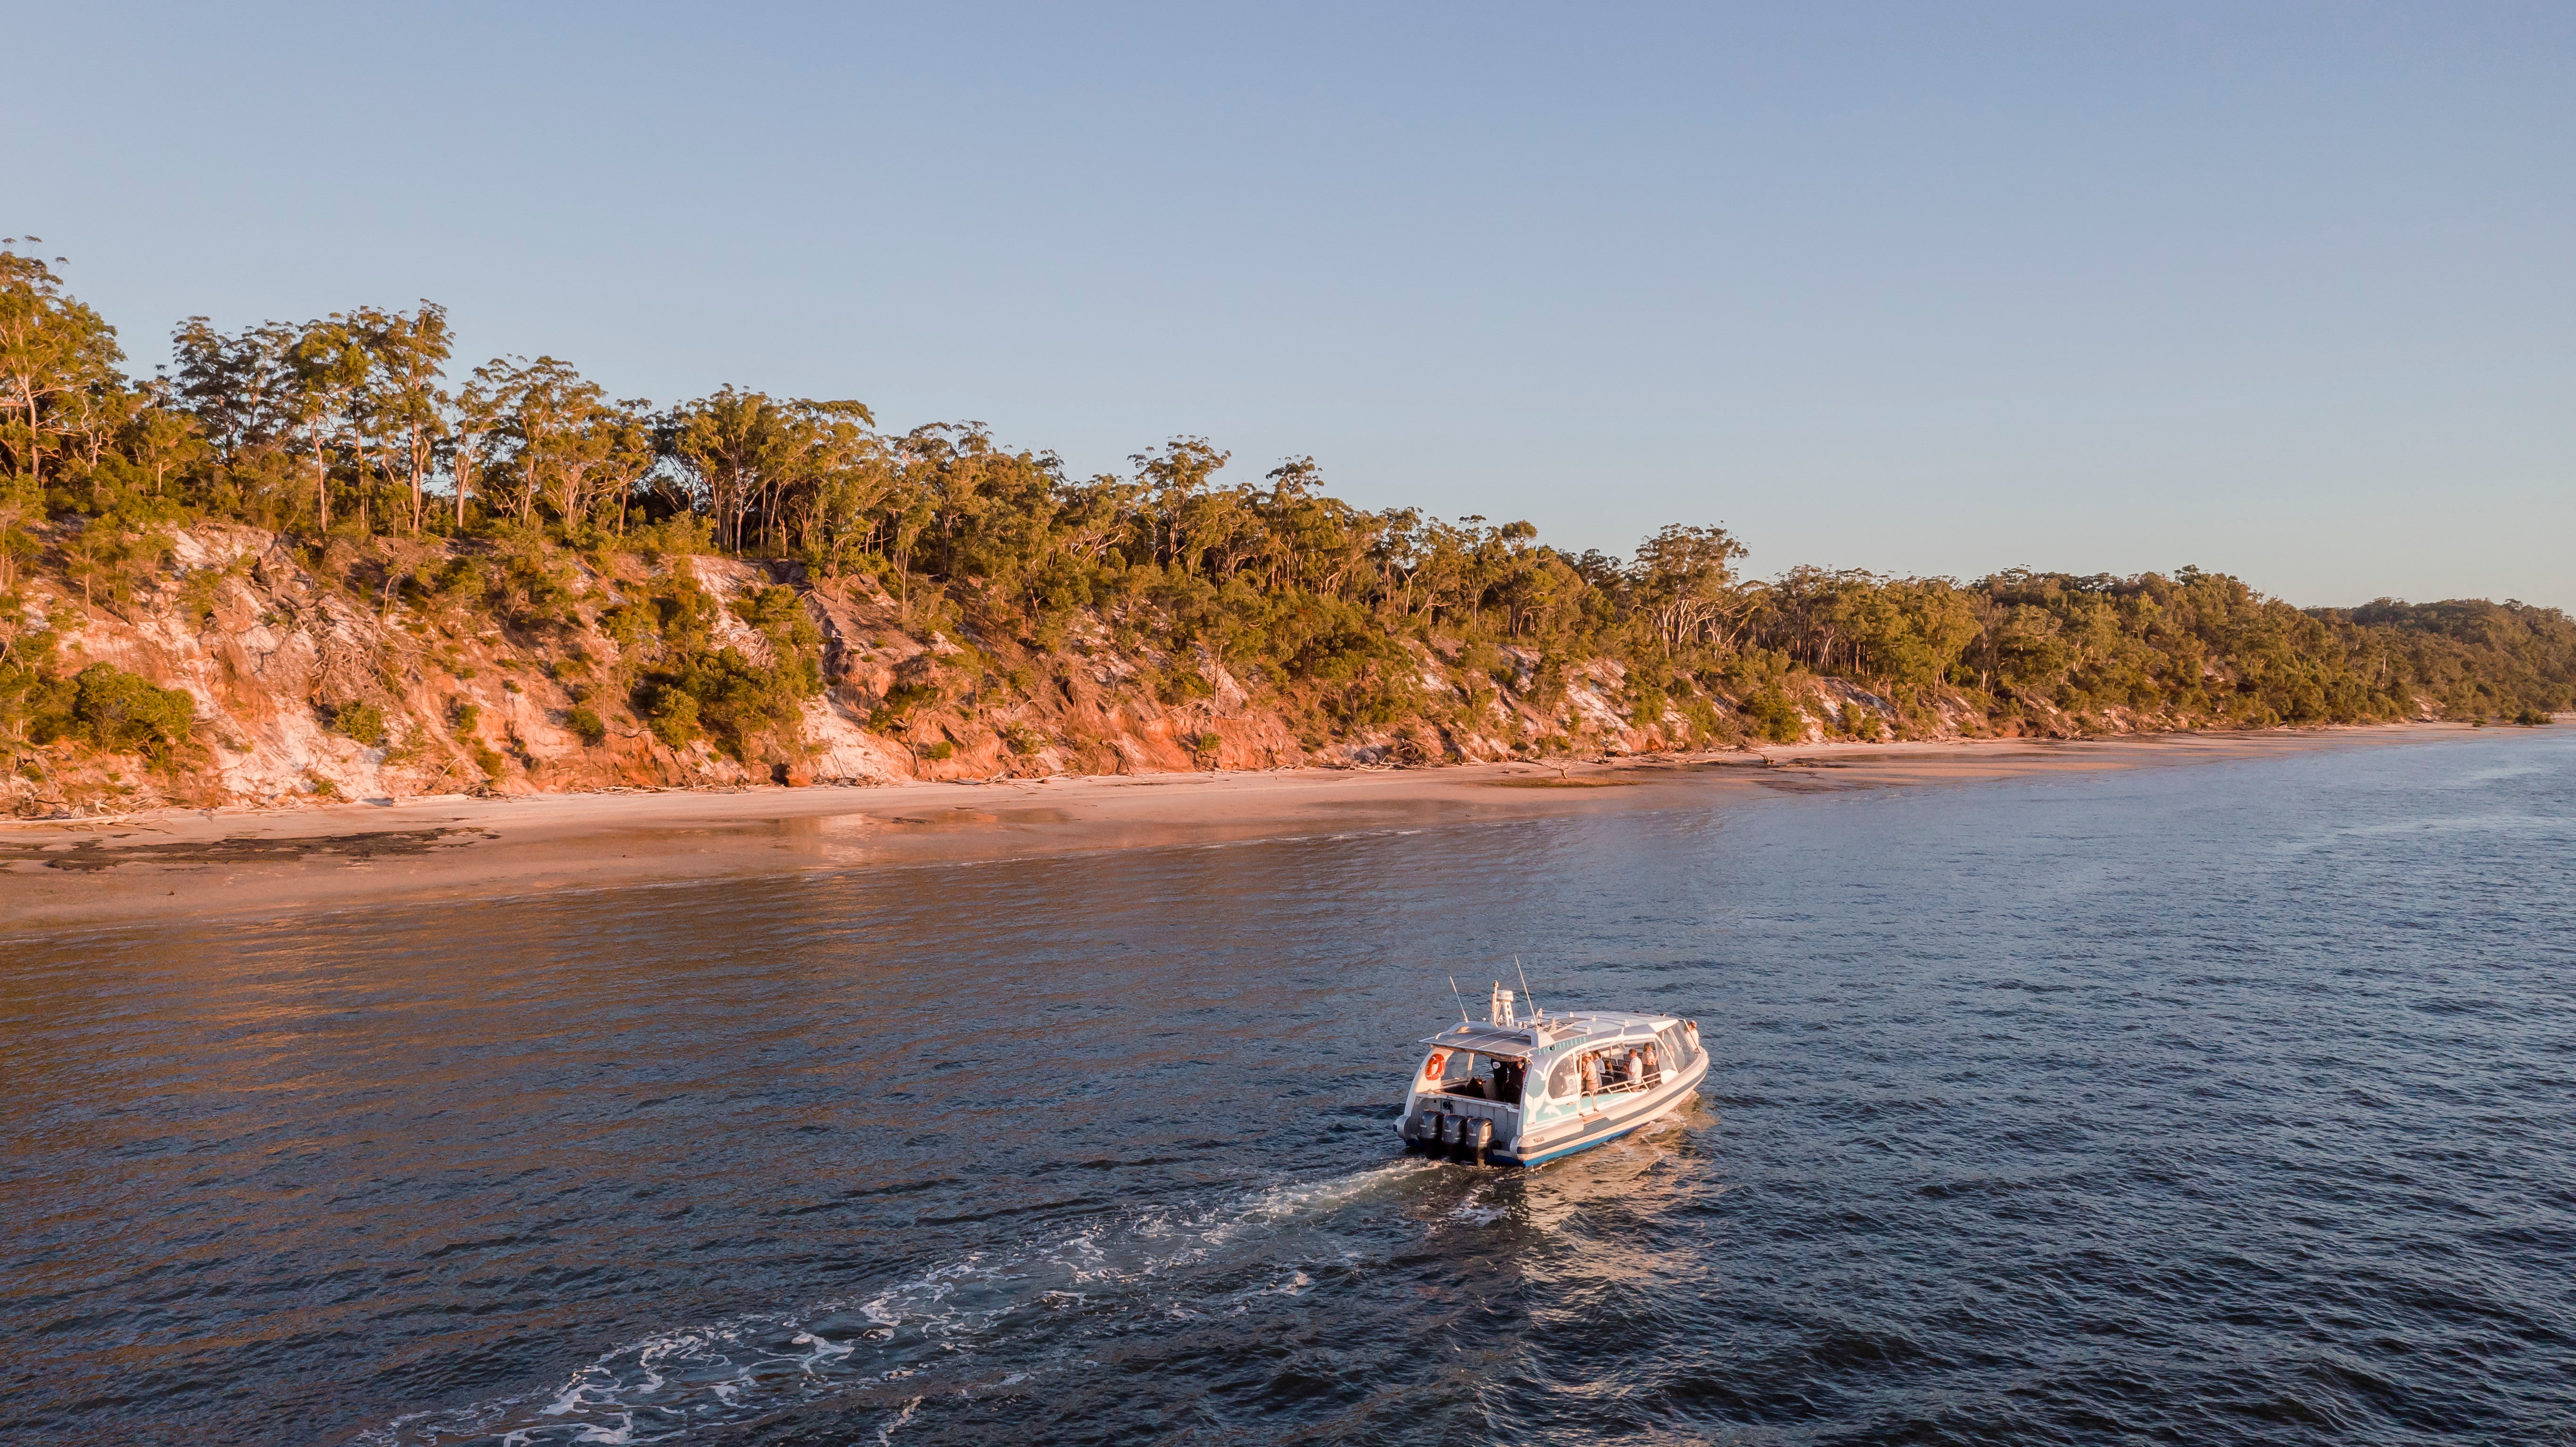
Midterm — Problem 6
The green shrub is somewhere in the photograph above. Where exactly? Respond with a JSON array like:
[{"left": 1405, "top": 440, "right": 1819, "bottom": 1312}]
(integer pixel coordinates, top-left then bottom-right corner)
[
  {"left": 38, "top": 665, "right": 196, "bottom": 754},
  {"left": 1743, "top": 684, "right": 1805, "bottom": 744},
  {"left": 566, "top": 706, "right": 608, "bottom": 746},
  {"left": 643, "top": 685, "right": 701, "bottom": 748},
  {"left": 1155, "top": 666, "right": 1213, "bottom": 705},
  {"left": 867, "top": 680, "right": 941, "bottom": 731},
  {"left": 632, "top": 645, "right": 816, "bottom": 761},
  {"left": 329, "top": 700, "right": 388, "bottom": 747},
  {"left": 920, "top": 740, "right": 955, "bottom": 760},
  {"left": 176, "top": 561, "right": 244, "bottom": 625},
  {"left": 445, "top": 700, "right": 506, "bottom": 781}
]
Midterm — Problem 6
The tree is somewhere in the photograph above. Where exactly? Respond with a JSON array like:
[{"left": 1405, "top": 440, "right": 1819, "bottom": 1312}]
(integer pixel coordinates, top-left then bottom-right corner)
[
  {"left": 447, "top": 364, "right": 505, "bottom": 531},
  {"left": 669, "top": 387, "right": 786, "bottom": 553},
  {"left": 288, "top": 318, "right": 374, "bottom": 532},
  {"left": 122, "top": 389, "right": 209, "bottom": 498},
  {"left": 0, "top": 243, "right": 127, "bottom": 502},
  {"left": 1131, "top": 436, "right": 1229, "bottom": 570},
  {"left": 1631, "top": 524, "right": 1748, "bottom": 657},
  {"left": 363, "top": 302, "right": 452, "bottom": 534}
]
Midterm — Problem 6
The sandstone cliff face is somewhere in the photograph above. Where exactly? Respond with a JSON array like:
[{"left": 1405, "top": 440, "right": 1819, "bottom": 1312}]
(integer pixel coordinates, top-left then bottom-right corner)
[{"left": 6, "top": 523, "right": 2145, "bottom": 817}]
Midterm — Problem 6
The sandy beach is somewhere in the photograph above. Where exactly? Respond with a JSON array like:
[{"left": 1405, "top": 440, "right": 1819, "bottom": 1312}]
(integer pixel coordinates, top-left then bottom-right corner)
[{"left": 0, "top": 724, "right": 2499, "bottom": 933}]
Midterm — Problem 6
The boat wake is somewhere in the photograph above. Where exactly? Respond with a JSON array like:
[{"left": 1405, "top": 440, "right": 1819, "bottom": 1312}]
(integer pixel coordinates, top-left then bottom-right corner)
[{"left": 356, "top": 1160, "right": 1445, "bottom": 1446}]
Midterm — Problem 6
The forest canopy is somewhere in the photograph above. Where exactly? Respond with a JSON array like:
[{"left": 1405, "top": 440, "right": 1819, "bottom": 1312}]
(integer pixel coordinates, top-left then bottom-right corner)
[{"left": 3, "top": 244, "right": 2570, "bottom": 765}]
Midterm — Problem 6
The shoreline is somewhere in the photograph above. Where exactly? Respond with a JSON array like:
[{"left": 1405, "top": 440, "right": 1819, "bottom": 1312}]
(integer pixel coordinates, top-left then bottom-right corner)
[{"left": 0, "top": 723, "right": 2515, "bottom": 933}]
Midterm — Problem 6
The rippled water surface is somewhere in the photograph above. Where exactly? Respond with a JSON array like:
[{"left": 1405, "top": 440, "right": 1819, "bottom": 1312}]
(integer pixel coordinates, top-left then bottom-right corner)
[{"left": 6, "top": 732, "right": 2574, "bottom": 1445}]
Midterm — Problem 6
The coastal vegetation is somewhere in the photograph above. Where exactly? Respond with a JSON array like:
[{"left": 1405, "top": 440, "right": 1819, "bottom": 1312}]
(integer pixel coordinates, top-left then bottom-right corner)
[{"left": 3, "top": 246, "right": 2569, "bottom": 809}]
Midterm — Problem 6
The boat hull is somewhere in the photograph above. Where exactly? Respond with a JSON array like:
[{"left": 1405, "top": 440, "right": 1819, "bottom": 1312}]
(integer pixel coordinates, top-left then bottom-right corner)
[
  {"left": 1398, "top": 1047, "right": 1709, "bottom": 1168},
  {"left": 1494, "top": 1049, "right": 1708, "bottom": 1167}
]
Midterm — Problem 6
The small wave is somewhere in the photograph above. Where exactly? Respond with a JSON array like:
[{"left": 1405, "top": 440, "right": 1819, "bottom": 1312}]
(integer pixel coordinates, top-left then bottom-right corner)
[{"left": 357, "top": 1161, "right": 1439, "bottom": 1445}]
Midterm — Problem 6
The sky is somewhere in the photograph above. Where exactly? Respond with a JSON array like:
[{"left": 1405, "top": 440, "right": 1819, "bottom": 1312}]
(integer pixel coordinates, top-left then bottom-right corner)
[{"left": 9, "top": 3, "right": 2571, "bottom": 608}]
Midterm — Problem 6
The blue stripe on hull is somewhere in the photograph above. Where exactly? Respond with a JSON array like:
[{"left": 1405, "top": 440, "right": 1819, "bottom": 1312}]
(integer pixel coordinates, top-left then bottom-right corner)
[
  {"left": 1398, "top": 1061, "right": 1708, "bottom": 1168},
  {"left": 1503, "top": 1120, "right": 1649, "bottom": 1167}
]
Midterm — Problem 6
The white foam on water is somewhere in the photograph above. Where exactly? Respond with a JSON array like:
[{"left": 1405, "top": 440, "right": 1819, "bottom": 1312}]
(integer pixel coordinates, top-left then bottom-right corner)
[
  {"left": 872, "top": 1394, "right": 923, "bottom": 1446},
  {"left": 358, "top": 1159, "right": 1443, "bottom": 1445}
]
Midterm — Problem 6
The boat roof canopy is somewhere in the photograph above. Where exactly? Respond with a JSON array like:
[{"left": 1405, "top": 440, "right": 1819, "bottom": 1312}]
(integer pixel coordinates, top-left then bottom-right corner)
[{"left": 1420, "top": 1011, "right": 1680, "bottom": 1058}]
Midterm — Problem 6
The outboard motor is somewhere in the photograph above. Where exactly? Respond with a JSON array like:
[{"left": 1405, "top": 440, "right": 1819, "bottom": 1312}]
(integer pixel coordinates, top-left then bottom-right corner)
[{"left": 1469, "top": 1118, "right": 1494, "bottom": 1166}]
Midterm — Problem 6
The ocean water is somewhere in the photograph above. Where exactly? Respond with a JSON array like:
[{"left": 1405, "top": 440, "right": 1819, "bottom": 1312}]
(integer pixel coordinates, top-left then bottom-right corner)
[{"left": 3, "top": 730, "right": 2571, "bottom": 1445}]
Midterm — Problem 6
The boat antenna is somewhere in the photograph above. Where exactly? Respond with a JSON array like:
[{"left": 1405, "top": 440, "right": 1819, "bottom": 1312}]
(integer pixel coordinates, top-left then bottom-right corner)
[
  {"left": 1516, "top": 955, "right": 1540, "bottom": 1018},
  {"left": 1447, "top": 975, "right": 1471, "bottom": 1025}
]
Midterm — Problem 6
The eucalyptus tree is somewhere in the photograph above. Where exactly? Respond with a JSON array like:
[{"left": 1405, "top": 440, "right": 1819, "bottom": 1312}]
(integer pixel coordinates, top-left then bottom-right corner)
[
  {"left": 1130, "top": 437, "right": 1228, "bottom": 571},
  {"left": 1631, "top": 524, "right": 1749, "bottom": 658},
  {"left": 362, "top": 303, "right": 451, "bottom": 534},
  {"left": 169, "top": 316, "right": 298, "bottom": 470},
  {"left": 0, "top": 243, "right": 126, "bottom": 505},
  {"left": 287, "top": 318, "right": 375, "bottom": 532},
  {"left": 446, "top": 364, "right": 506, "bottom": 532},
  {"left": 586, "top": 401, "right": 661, "bottom": 536},
  {"left": 772, "top": 399, "right": 886, "bottom": 569},
  {"left": 122, "top": 386, "right": 208, "bottom": 499},
  {"left": 669, "top": 387, "right": 789, "bottom": 554},
  {"left": 480, "top": 355, "right": 619, "bottom": 529}
]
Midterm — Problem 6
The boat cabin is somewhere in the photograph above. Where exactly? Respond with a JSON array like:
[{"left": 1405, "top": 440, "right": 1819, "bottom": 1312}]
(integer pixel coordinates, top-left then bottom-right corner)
[{"left": 1403, "top": 984, "right": 1702, "bottom": 1165}]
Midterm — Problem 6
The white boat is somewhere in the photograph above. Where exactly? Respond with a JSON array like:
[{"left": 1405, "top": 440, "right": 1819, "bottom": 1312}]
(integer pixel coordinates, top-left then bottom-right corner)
[{"left": 1395, "top": 984, "right": 1709, "bottom": 1167}]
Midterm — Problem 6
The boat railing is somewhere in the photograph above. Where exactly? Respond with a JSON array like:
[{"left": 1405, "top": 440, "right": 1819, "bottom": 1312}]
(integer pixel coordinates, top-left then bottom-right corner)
[{"left": 1589, "top": 1068, "right": 1666, "bottom": 1097}]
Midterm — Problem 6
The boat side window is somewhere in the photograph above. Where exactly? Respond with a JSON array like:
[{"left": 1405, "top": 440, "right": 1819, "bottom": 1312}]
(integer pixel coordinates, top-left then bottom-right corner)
[
  {"left": 1658, "top": 1027, "right": 1686, "bottom": 1067},
  {"left": 1547, "top": 1052, "right": 1579, "bottom": 1099},
  {"left": 1588, "top": 1044, "right": 1653, "bottom": 1093}
]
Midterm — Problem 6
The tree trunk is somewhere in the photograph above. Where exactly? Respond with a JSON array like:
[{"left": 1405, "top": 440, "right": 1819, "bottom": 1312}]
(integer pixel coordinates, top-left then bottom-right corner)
[{"left": 311, "top": 418, "right": 330, "bottom": 532}]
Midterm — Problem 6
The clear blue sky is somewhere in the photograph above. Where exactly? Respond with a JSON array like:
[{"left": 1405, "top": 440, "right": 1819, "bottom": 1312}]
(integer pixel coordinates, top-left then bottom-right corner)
[{"left": 11, "top": 3, "right": 2571, "bottom": 608}]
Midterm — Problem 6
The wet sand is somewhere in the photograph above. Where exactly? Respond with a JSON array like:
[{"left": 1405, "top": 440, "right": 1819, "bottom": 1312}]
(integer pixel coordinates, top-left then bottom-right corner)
[{"left": 0, "top": 724, "right": 2494, "bottom": 933}]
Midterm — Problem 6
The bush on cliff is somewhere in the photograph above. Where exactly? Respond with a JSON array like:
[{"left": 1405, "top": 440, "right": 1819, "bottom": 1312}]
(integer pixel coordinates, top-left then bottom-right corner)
[
  {"left": 635, "top": 649, "right": 818, "bottom": 762},
  {"left": 26, "top": 665, "right": 198, "bottom": 756}
]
